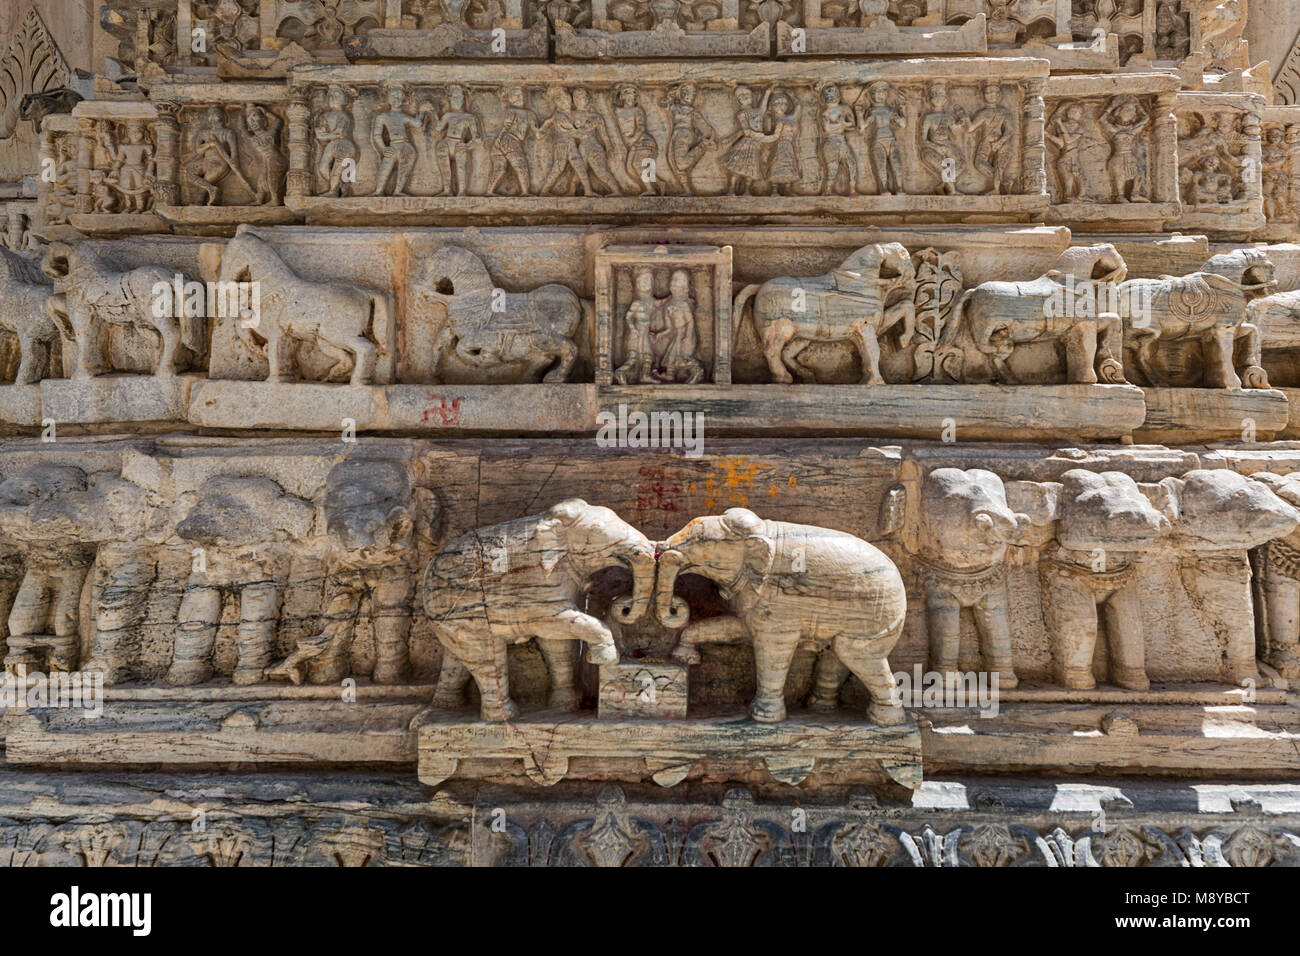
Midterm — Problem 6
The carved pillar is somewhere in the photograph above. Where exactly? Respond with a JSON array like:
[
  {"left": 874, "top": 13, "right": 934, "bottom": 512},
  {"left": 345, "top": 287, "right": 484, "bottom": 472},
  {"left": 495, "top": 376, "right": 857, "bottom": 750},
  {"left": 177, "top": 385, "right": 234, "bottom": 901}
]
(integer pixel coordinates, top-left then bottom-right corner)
[
  {"left": 594, "top": 254, "right": 613, "bottom": 385},
  {"left": 1021, "top": 78, "right": 1046, "bottom": 198},
  {"left": 75, "top": 117, "right": 94, "bottom": 215},
  {"left": 287, "top": 92, "right": 312, "bottom": 198},
  {"left": 1153, "top": 91, "right": 1179, "bottom": 203},
  {"left": 1242, "top": 105, "right": 1265, "bottom": 212},
  {"left": 153, "top": 102, "right": 182, "bottom": 207},
  {"left": 177, "top": 0, "right": 194, "bottom": 67},
  {"left": 385, "top": 0, "right": 403, "bottom": 28}
]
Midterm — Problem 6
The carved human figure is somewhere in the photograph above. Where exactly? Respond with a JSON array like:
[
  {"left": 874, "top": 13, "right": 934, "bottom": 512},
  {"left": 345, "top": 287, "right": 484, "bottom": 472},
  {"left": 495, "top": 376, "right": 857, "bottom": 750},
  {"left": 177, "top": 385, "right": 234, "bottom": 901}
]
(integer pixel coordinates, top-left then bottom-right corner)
[
  {"left": 665, "top": 82, "right": 717, "bottom": 192},
  {"left": 433, "top": 84, "right": 481, "bottom": 197},
  {"left": 819, "top": 83, "right": 858, "bottom": 196},
  {"left": 919, "top": 81, "right": 968, "bottom": 196},
  {"left": 652, "top": 269, "right": 705, "bottom": 384},
  {"left": 613, "top": 267, "right": 656, "bottom": 385},
  {"left": 1262, "top": 127, "right": 1293, "bottom": 221},
  {"left": 45, "top": 137, "right": 79, "bottom": 224},
  {"left": 568, "top": 88, "right": 619, "bottom": 194},
  {"left": 422, "top": 500, "right": 657, "bottom": 720},
  {"left": 855, "top": 81, "right": 906, "bottom": 196},
  {"left": 106, "top": 121, "right": 156, "bottom": 213},
  {"left": 1046, "top": 103, "right": 1088, "bottom": 201},
  {"left": 314, "top": 84, "right": 359, "bottom": 197},
  {"left": 918, "top": 469, "right": 1029, "bottom": 689},
  {"left": 241, "top": 105, "right": 287, "bottom": 205},
  {"left": 970, "top": 81, "right": 1014, "bottom": 195},
  {"left": 1099, "top": 96, "right": 1149, "bottom": 203},
  {"left": 268, "top": 462, "right": 435, "bottom": 685},
  {"left": 657, "top": 509, "right": 908, "bottom": 725},
  {"left": 615, "top": 85, "right": 660, "bottom": 196},
  {"left": 489, "top": 86, "right": 539, "bottom": 196},
  {"left": 371, "top": 83, "right": 430, "bottom": 197},
  {"left": 540, "top": 87, "right": 616, "bottom": 196},
  {"left": 1155, "top": 0, "right": 1189, "bottom": 59},
  {"left": 721, "top": 86, "right": 775, "bottom": 196},
  {"left": 166, "top": 476, "right": 314, "bottom": 686},
  {"left": 185, "top": 106, "right": 240, "bottom": 206},
  {"left": 1249, "top": 472, "right": 1300, "bottom": 678}
]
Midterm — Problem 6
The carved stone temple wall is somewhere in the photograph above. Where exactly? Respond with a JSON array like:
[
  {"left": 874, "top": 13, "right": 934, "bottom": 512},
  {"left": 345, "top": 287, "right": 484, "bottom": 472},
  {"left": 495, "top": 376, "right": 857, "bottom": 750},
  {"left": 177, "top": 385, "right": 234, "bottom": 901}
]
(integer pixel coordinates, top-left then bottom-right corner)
[{"left": 4, "top": 0, "right": 1300, "bottom": 869}]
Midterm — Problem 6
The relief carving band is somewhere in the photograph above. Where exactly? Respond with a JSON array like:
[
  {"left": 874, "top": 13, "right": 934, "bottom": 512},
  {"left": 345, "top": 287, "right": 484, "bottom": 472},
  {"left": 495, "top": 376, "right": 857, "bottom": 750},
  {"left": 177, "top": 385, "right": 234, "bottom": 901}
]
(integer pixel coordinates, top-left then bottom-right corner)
[{"left": 284, "top": 60, "right": 1050, "bottom": 222}]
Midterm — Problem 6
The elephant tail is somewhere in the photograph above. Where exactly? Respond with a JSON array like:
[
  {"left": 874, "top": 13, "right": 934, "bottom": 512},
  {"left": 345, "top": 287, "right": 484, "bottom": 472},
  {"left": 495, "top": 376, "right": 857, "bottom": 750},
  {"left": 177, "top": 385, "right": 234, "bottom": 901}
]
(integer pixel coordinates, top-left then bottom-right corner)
[
  {"left": 732, "top": 283, "right": 761, "bottom": 353},
  {"left": 370, "top": 291, "right": 397, "bottom": 384}
]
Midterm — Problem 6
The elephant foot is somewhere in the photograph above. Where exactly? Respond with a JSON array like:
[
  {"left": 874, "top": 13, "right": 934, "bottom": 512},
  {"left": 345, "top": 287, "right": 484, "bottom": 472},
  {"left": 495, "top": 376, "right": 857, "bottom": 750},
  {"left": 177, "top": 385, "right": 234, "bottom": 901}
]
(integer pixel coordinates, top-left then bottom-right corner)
[
  {"left": 749, "top": 696, "right": 787, "bottom": 723},
  {"left": 372, "top": 660, "right": 409, "bottom": 685},
  {"left": 805, "top": 691, "right": 839, "bottom": 713},
  {"left": 430, "top": 688, "right": 465, "bottom": 710},
  {"left": 586, "top": 642, "right": 619, "bottom": 666},
  {"left": 232, "top": 665, "right": 266, "bottom": 686},
  {"left": 1060, "top": 667, "right": 1096, "bottom": 691},
  {"left": 670, "top": 642, "right": 702, "bottom": 665},
  {"left": 166, "top": 660, "right": 213, "bottom": 686},
  {"left": 1111, "top": 667, "right": 1150, "bottom": 691},
  {"left": 858, "top": 375, "right": 886, "bottom": 386},
  {"left": 480, "top": 698, "right": 521, "bottom": 722},
  {"left": 1266, "top": 648, "right": 1300, "bottom": 680},
  {"left": 305, "top": 655, "right": 349, "bottom": 685},
  {"left": 867, "top": 701, "right": 906, "bottom": 726},
  {"left": 987, "top": 663, "right": 1018, "bottom": 690}
]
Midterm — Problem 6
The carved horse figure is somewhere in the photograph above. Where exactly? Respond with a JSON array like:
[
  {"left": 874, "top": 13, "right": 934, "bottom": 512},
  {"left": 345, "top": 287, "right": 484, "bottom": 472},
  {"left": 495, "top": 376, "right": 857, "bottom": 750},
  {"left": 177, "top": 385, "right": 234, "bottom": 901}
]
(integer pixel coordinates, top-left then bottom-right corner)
[
  {"left": 416, "top": 245, "right": 583, "bottom": 383},
  {"left": 1118, "top": 249, "right": 1276, "bottom": 388},
  {"left": 0, "top": 247, "right": 62, "bottom": 384},
  {"left": 733, "top": 241, "right": 917, "bottom": 385},
  {"left": 218, "top": 225, "right": 396, "bottom": 385},
  {"left": 41, "top": 241, "right": 204, "bottom": 380}
]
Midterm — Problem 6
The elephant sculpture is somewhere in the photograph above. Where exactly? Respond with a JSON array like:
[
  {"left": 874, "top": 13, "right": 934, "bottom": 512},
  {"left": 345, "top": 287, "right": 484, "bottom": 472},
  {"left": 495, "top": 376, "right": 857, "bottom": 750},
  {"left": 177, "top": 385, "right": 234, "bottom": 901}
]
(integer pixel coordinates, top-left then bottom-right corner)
[
  {"left": 918, "top": 468, "right": 1030, "bottom": 689},
  {"left": 423, "top": 499, "right": 657, "bottom": 720},
  {"left": 417, "top": 245, "right": 583, "bottom": 384},
  {"left": 41, "top": 241, "right": 206, "bottom": 380},
  {"left": 1118, "top": 249, "right": 1276, "bottom": 388},
  {"left": 0, "top": 247, "right": 62, "bottom": 385},
  {"left": 732, "top": 242, "right": 917, "bottom": 385},
  {"left": 656, "top": 508, "right": 907, "bottom": 725},
  {"left": 219, "top": 225, "right": 396, "bottom": 385},
  {"left": 1019, "top": 470, "right": 1170, "bottom": 690}
]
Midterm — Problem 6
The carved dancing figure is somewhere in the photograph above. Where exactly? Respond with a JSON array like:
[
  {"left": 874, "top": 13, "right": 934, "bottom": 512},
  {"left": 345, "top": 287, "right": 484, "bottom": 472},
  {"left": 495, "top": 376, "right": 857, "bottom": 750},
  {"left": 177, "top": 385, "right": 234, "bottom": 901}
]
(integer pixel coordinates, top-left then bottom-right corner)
[
  {"left": 614, "top": 85, "right": 661, "bottom": 196},
  {"left": 919, "top": 81, "right": 969, "bottom": 196},
  {"left": 665, "top": 82, "right": 717, "bottom": 192},
  {"left": 184, "top": 106, "right": 242, "bottom": 206},
  {"left": 314, "top": 84, "right": 359, "bottom": 197},
  {"left": 721, "top": 85, "right": 775, "bottom": 196},
  {"left": 971, "top": 81, "right": 1014, "bottom": 195},
  {"left": 371, "top": 82, "right": 432, "bottom": 197},
  {"left": 1046, "top": 103, "right": 1088, "bottom": 200},
  {"left": 489, "top": 86, "right": 539, "bottom": 196},
  {"left": 241, "top": 105, "right": 287, "bottom": 205},
  {"left": 433, "top": 84, "right": 481, "bottom": 197},
  {"left": 856, "top": 81, "right": 906, "bottom": 196},
  {"left": 819, "top": 83, "right": 858, "bottom": 196},
  {"left": 1099, "top": 96, "right": 1150, "bottom": 203}
]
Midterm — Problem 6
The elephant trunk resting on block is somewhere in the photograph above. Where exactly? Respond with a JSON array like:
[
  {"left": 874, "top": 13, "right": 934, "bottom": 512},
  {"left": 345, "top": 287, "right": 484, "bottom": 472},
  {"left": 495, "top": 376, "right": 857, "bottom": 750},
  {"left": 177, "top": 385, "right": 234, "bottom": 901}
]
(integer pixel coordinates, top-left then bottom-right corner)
[{"left": 655, "top": 507, "right": 907, "bottom": 726}]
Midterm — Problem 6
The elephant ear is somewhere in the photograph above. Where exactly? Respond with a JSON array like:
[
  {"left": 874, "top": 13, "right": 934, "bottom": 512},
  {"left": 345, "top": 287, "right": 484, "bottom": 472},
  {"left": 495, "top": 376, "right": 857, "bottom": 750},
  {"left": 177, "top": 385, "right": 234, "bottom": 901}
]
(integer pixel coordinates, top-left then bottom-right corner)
[{"left": 743, "top": 534, "right": 775, "bottom": 579}]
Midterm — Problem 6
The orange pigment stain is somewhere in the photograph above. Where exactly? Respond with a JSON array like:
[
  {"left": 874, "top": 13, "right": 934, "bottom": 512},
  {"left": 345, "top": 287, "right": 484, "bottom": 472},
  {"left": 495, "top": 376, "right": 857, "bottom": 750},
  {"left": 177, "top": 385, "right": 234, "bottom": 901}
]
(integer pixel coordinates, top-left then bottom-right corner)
[{"left": 703, "top": 457, "right": 769, "bottom": 509}]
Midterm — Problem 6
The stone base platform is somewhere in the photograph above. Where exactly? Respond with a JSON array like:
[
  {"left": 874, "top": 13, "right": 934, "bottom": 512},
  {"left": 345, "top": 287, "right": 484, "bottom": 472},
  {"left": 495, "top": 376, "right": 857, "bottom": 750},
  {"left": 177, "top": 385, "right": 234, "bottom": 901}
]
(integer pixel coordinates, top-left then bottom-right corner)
[
  {"left": 40, "top": 373, "right": 202, "bottom": 426},
  {"left": 1134, "top": 387, "right": 1290, "bottom": 443},
  {"left": 417, "top": 711, "right": 924, "bottom": 790}
]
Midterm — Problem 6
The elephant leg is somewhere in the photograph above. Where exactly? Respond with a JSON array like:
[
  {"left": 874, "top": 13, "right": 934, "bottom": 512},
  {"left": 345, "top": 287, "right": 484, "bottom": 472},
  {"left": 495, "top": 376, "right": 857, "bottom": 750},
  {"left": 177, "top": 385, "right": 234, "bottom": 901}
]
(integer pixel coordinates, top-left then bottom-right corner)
[
  {"left": 168, "top": 581, "right": 222, "bottom": 686},
  {"left": 48, "top": 564, "right": 90, "bottom": 671},
  {"left": 1235, "top": 322, "right": 1269, "bottom": 388},
  {"left": 761, "top": 318, "right": 797, "bottom": 384},
  {"left": 542, "top": 336, "right": 578, "bottom": 384},
  {"left": 806, "top": 648, "right": 850, "bottom": 712},
  {"left": 270, "top": 332, "right": 294, "bottom": 383},
  {"left": 833, "top": 621, "right": 906, "bottom": 726},
  {"left": 555, "top": 607, "right": 619, "bottom": 666},
  {"left": 1041, "top": 571, "right": 1100, "bottom": 689},
  {"left": 439, "top": 628, "right": 517, "bottom": 721},
  {"left": 74, "top": 311, "right": 103, "bottom": 379},
  {"left": 1205, "top": 327, "right": 1242, "bottom": 389},
  {"left": 749, "top": 625, "right": 800, "bottom": 723},
  {"left": 536, "top": 638, "right": 580, "bottom": 711},
  {"left": 0, "top": 575, "right": 18, "bottom": 667},
  {"left": 431, "top": 645, "right": 474, "bottom": 709},
  {"left": 233, "top": 581, "right": 282, "bottom": 685},
  {"left": 850, "top": 322, "right": 885, "bottom": 386},
  {"left": 1064, "top": 320, "right": 1098, "bottom": 385},
  {"left": 1101, "top": 582, "right": 1148, "bottom": 690},
  {"left": 1261, "top": 573, "right": 1300, "bottom": 678},
  {"left": 300, "top": 572, "right": 362, "bottom": 684},
  {"left": 347, "top": 335, "right": 377, "bottom": 386},
  {"left": 370, "top": 568, "right": 412, "bottom": 684},
  {"left": 5, "top": 570, "right": 51, "bottom": 672},
  {"left": 925, "top": 587, "right": 963, "bottom": 675},
  {"left": 153, "top": 317, "right": 180, "bottom": 378},
  {"left": 973, "top": 581, "right": 1018, "bottom": 689},
  {"left": 671, "top": 614, "right": 748, "bottom": 664}
]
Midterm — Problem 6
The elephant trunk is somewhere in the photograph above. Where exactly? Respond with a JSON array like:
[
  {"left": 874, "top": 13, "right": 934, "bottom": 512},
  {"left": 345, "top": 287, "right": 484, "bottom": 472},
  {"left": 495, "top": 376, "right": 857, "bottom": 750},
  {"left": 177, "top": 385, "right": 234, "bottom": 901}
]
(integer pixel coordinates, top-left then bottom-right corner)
[
  {"left": 655, "top": 547, "right": 689, "bottom": 626},
  {"left": 621, "top": 544, "right": 657, "bottom": 624}
]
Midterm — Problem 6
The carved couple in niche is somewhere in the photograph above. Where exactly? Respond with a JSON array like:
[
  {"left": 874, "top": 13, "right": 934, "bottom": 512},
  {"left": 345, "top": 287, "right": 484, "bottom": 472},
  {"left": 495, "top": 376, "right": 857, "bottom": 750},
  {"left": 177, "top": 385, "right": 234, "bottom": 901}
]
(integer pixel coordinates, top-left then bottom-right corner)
[{"left": 614, "top": 267, "right": 704, "bottom": 385}]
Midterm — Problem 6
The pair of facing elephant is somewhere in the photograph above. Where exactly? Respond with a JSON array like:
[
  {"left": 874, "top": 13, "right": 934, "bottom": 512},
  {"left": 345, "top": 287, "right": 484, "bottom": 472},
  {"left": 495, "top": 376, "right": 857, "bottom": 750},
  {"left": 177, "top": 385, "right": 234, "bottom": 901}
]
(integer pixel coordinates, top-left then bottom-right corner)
[{"left": 423, "top": 465, "right": 1300, "bottom": 726}]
